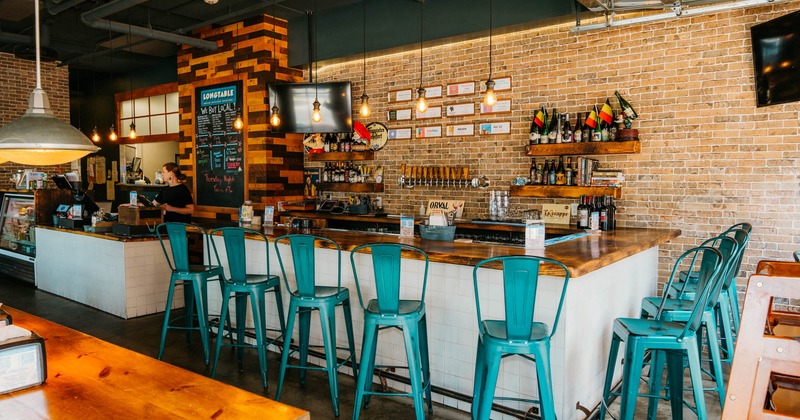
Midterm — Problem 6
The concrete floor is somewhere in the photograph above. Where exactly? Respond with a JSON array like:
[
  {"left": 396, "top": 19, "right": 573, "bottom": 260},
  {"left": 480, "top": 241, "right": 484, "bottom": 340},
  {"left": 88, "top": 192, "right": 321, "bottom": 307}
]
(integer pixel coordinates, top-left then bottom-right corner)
[{"left": 0, "top": 278, "right": 726, "bottom": 419}]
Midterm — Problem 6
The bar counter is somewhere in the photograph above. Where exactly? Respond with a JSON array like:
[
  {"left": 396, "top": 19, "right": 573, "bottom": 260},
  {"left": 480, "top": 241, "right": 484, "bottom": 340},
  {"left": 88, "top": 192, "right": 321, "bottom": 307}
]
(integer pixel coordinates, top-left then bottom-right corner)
[
  {"left": 0, "top": 306, "right": 310, "bottom": 419},
  {"left": 35, "top": 223, "right": 679, "bottom": 419}
]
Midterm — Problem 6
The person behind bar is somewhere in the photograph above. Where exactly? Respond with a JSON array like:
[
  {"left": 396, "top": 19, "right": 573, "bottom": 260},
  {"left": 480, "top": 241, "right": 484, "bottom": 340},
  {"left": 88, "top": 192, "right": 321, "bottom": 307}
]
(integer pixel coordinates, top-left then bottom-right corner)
[{"left": 153, "top": 162, "right": 194, "bottom": 223}]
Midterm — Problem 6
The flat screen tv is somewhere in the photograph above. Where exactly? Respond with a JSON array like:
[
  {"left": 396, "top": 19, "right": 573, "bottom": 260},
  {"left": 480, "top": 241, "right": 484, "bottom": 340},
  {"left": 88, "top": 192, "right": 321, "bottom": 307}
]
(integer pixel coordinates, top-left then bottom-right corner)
[
  {"left": 751, "top": 10, "right": 800, "bottom": 107},
  {"left": 268, "top": 82, "right": 352, "bottom": 133}
]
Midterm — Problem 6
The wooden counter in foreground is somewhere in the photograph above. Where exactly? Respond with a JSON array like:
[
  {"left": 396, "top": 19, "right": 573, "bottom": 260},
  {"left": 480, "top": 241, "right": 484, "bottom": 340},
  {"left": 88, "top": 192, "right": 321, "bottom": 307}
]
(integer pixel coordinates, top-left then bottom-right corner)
[{"left": 0, "top": 307, "right": 310, "bottom": 420}]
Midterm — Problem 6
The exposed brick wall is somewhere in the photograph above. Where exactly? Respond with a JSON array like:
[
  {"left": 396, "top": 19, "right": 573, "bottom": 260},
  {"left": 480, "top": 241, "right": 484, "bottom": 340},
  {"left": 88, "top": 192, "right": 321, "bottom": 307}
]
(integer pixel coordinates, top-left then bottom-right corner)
[
  {"left": 0, "top": 52, "right": 75, "bottom": 179},
  {"left": 311, "top": 2, "right": 800, "bottom": 296},
  {"left": 177, "top": 15, "right": 304, "bottom": 219}
]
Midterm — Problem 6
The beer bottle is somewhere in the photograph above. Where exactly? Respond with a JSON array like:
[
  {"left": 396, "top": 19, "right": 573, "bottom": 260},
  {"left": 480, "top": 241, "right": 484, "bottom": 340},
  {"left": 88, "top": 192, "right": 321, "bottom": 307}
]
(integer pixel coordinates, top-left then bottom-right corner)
[
  {"left": 555, "top": 157, "right": 566, "bottom": 185},
  {"left": 565, "top": 157, "right": 574, "bottom": 186},
  {"left": 529, "top": 158, "right": 537, "bottom": 184},
  {"left": 535, "top": 163, "right": 544, "bottom": 185},
  {"left": 562, "top": 114, "right": 573, "bottom": 143},
  {"left": 547, "top": 108, "right": 559, "bottom": 144},
  {"left": 548, "top": 160, "right": 557, "bottom": 185},
  {"left": 573, "top": 113, "right": 583, "bottom": 143}
]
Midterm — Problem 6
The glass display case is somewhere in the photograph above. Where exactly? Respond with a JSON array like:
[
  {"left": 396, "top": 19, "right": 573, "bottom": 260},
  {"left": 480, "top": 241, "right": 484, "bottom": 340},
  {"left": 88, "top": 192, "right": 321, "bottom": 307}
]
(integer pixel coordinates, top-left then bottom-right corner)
[{"left": 0, "top": 194, "right": 36, "bottom": 259}]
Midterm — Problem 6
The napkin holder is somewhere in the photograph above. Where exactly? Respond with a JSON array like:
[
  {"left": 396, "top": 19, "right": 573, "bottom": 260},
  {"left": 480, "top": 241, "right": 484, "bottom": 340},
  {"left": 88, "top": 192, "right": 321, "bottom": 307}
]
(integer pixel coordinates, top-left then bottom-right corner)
[{"left": 0, "top": 329, "right": 47, "bottom": 394}]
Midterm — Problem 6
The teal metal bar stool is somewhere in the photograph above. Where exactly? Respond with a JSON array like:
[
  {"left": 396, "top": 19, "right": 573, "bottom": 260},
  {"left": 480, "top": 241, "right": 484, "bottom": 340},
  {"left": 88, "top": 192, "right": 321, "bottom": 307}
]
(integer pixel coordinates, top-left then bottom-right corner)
[
  {"left": 471, "top": 255, "right": 571, "bottom": 420},
  {"left": 599, "top": 245, "right": 724, "bottom": 420},
  {"left": 639, "top": 234, "right": 738, "bottom": 417},
  {"left": 350, "top": 243, "right": 432, "bottom": 420},
  {"left": 273, "top": 234, "right": 358, "bottom": 416},
  {"left": 156, "top": 222, "right": 225, "bottom": 365},
  {"left": 208, "top": 227, "right": 286, "bottom": 389}
]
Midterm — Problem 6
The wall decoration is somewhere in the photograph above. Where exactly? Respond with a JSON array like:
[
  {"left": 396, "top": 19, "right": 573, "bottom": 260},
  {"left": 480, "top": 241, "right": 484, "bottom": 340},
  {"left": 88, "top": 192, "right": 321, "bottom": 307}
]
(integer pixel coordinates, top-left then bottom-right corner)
[
  {"left": 388, "top": 89, "right": 413, "bottom": 103},
  {"left": 446, "top": 124, "right": 474, "bottom": 137},
  {"left": 478, "top": 121, "right": 511, "bottom": 135},
  {"left": 416, "top": 126, "right": 442, "bottom": 138},
  {"left": 478, "top": 76, "right": 512, "bottom": 92},
  {"left": 424, "top": 85, "right": 443, "bottom": 98},
  {"left": 446, "top": 81, "right": 475, "bottom": 96},
  {"left": 415, "top": 106, "right": 442, "bottom": 120},
  {"left": 194, "top": 80, "right": 244, "bottom": 208},
  {"left": 366, "top": 122, "right": 389, "bottom": 150},
  {"left": 388, "top": 109, "right": 412, "bottom": 121},
  {"left": 445, "top": 103, "right": 475, "bottom": 116},
  {"left": 389, "top": 127, "right": 412, "bottom": 139},
  {"left": 480, "top": 99, "right": 512, "bottom": 114}
]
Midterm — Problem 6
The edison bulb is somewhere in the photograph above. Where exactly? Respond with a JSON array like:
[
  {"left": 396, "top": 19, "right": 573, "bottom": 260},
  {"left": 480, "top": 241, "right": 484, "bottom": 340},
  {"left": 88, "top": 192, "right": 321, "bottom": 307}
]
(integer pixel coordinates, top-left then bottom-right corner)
[
  {"left": 311, "top": 99, "right": 322, "bottom": 123},
  {"left": 91, "top": 127, "right": 101, "bottom": 143},
  {"left": 109, "top": 125, "right": 117, "bottom": 141},
  {"left": 270, "top": 113, "right": 281, "bottom": 127},
  {"left": 128, "top": 123, "right": 137, "bottom": 140},
  {"left": 359, "top": 93, "right": 371, "bottom": 117},
  {"left": 234, "top": 115, "right": 244, "bottom": 131},
  {"left": 483, "top": 79, "right": 497, "bottom": 107},
  {"left": 416, "top": 97, "right": 428, "bottom": 113}
]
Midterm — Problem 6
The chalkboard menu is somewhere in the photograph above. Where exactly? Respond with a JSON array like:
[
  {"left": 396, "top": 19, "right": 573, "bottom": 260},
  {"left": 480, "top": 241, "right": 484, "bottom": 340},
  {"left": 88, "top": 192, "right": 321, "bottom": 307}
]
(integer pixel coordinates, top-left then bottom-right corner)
[{"left": 195, "top": 81, "right": 244, "bottom": 208}]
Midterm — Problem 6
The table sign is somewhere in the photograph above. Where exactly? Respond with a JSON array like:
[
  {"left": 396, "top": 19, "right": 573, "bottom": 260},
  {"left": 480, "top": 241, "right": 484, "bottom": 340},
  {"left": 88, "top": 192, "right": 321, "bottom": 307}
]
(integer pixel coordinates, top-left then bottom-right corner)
[
  {"left": 424, "top": 85, "right": 443, "bottom": 98},
  {"left": 445, "top": 103, "right": 475, "bottom": 116},
  {"left": 525, "top": 219, "right": 545, "bottom": 250},
  {"left": 389, "top": 128, "right": 412, "bottom": 139},
  {"left": 480, "top": 99, "right": 512, "bottom": 114},
  {"left": 388, "top": 89, "right": 413, "bottom": 103},
  {"left": 542, "top": 204, "right": 571, "bottom": 225},
  {"left": 478, "top": 76, "right": 512, "bottom": 92},
  {"left": 388, "top": 109, "right": 412, "bottom": 121},
  {"left": 478, "top": 121, "right": 511, "bottom": 135},
  {"left": 446, "top": 124, "right": 474, "bottom": 137},
  {"left": 415, "top": 106, "right": 441, "bottom": 120},
  {"left": 416, "top": 126, "right": 442, "bottom": 138},
  {"left": 446, "top": 81, "right": 475, "bottom": 96},
  {"left": 400, "top": 215, "right": 414, "bottom": 237},
  {"left": 425, "top": 199, "right": 465, "bottom": 218}
]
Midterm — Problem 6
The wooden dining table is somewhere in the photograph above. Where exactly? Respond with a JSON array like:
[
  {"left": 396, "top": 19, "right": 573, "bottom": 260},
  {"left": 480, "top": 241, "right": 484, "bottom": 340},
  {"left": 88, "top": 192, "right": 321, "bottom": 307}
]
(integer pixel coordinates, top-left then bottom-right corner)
[{"left": 0, "top": 306, "right": 310, "bottom": 419}]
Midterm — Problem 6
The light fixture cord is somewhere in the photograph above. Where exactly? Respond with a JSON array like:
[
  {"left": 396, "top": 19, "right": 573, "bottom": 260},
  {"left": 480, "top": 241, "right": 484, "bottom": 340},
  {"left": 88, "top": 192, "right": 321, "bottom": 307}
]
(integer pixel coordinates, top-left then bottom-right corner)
[
  {"left": 314, "top": 0, "right": 318, "bottom": 98},
  {"left": 488, "top": 0, "right": 493, "bottom": 80},
  {"left": 129, "top": 15, "right": 134, "bottom": 121},
  {"left": 34, "top": 0, "right": 41, "bottom": 89},
  {"left": 362, "top": 0, "right": 366, "bottom": 88},
  {"left": 419, "top": 0, "right": 423, "bottom": 88}
]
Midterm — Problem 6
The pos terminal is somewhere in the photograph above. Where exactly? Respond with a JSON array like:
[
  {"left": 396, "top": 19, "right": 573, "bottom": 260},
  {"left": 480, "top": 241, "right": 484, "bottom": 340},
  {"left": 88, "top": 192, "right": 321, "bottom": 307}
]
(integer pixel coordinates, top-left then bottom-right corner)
[{"left": 51, "top": 175, "right": 99, "bottom": 229}]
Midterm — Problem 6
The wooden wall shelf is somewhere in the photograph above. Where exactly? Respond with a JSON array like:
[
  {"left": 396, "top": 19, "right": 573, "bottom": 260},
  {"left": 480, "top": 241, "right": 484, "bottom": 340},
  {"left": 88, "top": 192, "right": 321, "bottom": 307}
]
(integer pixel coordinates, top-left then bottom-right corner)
[
  {"left": 308, "top": 151, "right": 375, "bottom": 161},
  {"left": 316, "top": 183, "right": 384, "bottom": 193},
  {"left": 525, "top": 140, "right": 640, "bottom": 156},
  {"left": 510, "top": 185, "right": 622, "bottom": 199}
]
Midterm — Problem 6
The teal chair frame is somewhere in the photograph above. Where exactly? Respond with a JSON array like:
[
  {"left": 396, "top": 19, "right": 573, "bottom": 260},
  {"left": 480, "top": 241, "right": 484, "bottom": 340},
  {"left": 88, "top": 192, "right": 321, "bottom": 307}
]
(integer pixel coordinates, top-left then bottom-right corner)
[
  {"left": 471, "top": 256, "right": 571, "bottom": 420},
  {"left": 600, "top": 246, "right": 725, "bottom": 420},
  {"left": 156, "top": 222, "right": 225, "bottom": 365},
  {"left": 639, "top": 234, "right": 739, "bottom": 417},
  {"left": 273, "top": 234, "right": 358, "bottom": 416},
  {"left": 350, "top": 243, "right": 432, "bottom": 420},
  {"left": 208, "top": 227, "right": 286, "bottom": 389}
]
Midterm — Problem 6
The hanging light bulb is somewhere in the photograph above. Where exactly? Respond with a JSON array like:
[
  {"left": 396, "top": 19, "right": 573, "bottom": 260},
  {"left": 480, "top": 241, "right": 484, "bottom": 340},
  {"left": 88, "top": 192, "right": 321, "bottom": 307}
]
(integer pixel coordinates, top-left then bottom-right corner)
[
  {"left": 128, "top": 122, "right": 137, "bottom": 139},
  {"left": 359, "top": 93, "right": 371, "bottom": 118},
  {"left": 311, "top": 98, "right": 322, "bottom": 123},
  {"left": 91, "top": 126, "right": 101, "bottom": 143},
  {"left": 416, "top": 87, "right": 428, "bottom": 113},
  {"left": 109, "top": 124, "right": 118, "bottom": 141},
  {"left": 484, "top": 79, "right": 497, "bottom": 107},
  {"left": 233, "top": 113, "right": 244, "bottom": 131},
  {"left": 270, "top": 105, "right": 281, "bottom": 127}
]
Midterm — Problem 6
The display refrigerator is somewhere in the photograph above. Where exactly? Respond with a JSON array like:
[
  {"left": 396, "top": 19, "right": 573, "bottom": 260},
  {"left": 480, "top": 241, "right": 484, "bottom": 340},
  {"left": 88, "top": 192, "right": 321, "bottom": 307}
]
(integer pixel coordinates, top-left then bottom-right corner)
[{"left": 0, "top": 189, "right": 73, "bottom": 285}]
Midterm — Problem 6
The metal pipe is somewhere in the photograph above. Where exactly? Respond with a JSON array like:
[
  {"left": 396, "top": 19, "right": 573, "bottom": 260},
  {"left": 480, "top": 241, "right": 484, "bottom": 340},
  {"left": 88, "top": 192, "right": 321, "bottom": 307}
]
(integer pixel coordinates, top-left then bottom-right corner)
[
  {"left": 47, "top": 0, "right": 88, "bottom": 16},
  {"left": 80, "top": 0, "right": 148, "bottom": 23}
]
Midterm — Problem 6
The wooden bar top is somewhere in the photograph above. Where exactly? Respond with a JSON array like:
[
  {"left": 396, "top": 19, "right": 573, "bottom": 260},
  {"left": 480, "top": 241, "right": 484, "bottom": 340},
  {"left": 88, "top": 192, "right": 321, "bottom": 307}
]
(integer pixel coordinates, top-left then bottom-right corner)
[{"left": 0, "top": 307, "right": 310, "bottom": 420}]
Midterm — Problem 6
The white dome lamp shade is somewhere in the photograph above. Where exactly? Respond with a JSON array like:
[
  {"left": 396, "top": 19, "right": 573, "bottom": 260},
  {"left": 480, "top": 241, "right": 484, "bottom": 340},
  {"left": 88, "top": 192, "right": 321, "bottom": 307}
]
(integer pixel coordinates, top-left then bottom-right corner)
[{"left": 0, "top": 0, "right": 99, "bottom": 166}]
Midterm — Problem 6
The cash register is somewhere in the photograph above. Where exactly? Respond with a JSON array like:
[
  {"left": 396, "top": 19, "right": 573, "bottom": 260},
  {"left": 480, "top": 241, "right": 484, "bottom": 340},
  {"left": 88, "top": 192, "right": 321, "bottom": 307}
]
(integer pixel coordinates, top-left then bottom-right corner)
[{"left": 51, "top": 174, "right": 100, "bottom": 230}]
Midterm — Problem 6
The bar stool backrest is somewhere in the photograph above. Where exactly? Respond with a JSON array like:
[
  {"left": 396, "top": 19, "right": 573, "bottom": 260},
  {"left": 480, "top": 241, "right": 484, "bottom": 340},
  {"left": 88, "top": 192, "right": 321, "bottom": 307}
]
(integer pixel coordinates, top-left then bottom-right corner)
[
  {"left": 473, "top": 255, "right": 571, "bottom": 341},
  {"left": 725, "top": 223, "right": 751, "bottom": 279},
  {"left": 156, "top": 222, "right": 208, "bottom": 272},
  {"left": 274, "top": 234, "right": 342, "bottom": 297},
  {"left": 657, "top": 246, "right": 724, "bottom": 338},
  {"left": 209, "top": 227, "right": 269, "bottom": 284},
  {"left": 349, "top": 243, "right": 429, "bottom": 314}
]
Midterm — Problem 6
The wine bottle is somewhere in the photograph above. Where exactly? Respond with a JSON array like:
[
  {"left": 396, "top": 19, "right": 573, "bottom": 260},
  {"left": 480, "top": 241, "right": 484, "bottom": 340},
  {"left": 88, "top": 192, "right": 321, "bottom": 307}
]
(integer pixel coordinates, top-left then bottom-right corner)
[
  {"left": 609, "top": 110, "right": 618, "bottom": 141},
  {"left": 614, "top": 90, "right": 638, "bottom": 121},
  {"left": 561, "top": 114, "right": 573, "bottom": 143},
  {"left": 540, "top": 109, "right": 550, "bottom": 144},
  {"left": 323, "top": 134, "right": 331, "bottom": 152},
  {"left": 535, "top": 163, "right": 544, "bottom": 185},
  {"left": 599, "top": 196, "right": 609, "bottom": 231},
  {"left": 607, "top": 196, "right": 617, "bottom": 230},
  {"left": 547, "top": 108, "right": 558, "bottom": 144},
  {"left": 601, "top": 119, "right": 610, "bottom": 142},
  {"left": 528, "top": 119, "right": 540, "bottom": 145},
  {"left": 542, "top": 160, "right": 550, "bottom": 185},
  {"left": 548, "top": 160, "right": 557, "bottom": 185},
  {"left": 589, "top": 196, "right": 600, "bottom": 230},
  {"left": 591, "top": 106, "right": 602, "bottom": 142},
  {"left": 582, "top": 113, "right": 592, "bottom": 142},
  {"left": 577, "top": 195, "right": 589, "bottom": 229},
  {"left": 573, "top": 112, "right": 583, "bottom": 143},
  {"left": 555, "top": 157, "right": 566, "bottom": 185},
  {"left": 529, "top": 158, "right": 537, "bottom": 184},
  {"left": 565, "top": 157, "right": 573, "bottom": 186}
]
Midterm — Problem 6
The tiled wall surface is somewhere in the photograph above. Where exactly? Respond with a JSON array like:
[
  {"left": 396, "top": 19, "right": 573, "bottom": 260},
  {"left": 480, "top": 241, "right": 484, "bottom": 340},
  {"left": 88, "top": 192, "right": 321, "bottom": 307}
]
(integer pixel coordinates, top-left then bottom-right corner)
[{"left": 309, "top": 2, "right": 800, "bottom": 298}]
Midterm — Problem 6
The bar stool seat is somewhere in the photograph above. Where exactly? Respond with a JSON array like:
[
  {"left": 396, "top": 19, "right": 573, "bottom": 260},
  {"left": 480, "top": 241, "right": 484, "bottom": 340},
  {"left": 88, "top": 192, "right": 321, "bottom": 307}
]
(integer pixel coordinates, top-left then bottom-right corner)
[
  {"left": 274, "top": 234, "right": 358, "bottom": 417},
  {"left": 209, "top": 227, "right": 286, "bottom": 389},
  {"left": 350, "top": 243, "right": 432, "bottom": 420},
  {"left": 156, "top": 222, "right": 225, "bottom": 365}
]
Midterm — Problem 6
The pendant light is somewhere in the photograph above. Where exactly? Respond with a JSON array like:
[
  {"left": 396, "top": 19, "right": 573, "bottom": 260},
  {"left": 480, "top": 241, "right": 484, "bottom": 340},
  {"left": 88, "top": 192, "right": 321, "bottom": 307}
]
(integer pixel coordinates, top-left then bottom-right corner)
[
  {"left": 0, "top": 0, "right": 99, "bottom": 165},
  {"left": 358, "top": 0, "right": 371, "bottom": 118},
  {"left": 127, "top": 18, "right": 137, "bottom": 139},
  {"left": 232, "top": 19, "right": 244, "bottom": 131},
  {"left": 108, "top": 30, "right": 118, "bottom": 142},
  {"left": 269, "top": 0, "right": 281, "bottom": 127},
  {"left": 483, "top": 0, "right": 496, "bottom": 107},
  {"left": 311, "top": 2, "right": 322, "bottom": 123},
  {"left": 416, "top": 1, "right": 427, "bottom": 114}
]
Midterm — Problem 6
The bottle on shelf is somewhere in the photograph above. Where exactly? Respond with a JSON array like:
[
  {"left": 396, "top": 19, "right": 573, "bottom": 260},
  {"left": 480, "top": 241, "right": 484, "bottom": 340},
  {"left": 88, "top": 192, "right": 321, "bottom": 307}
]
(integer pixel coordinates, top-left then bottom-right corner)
[
  {"left": 529, "top": 158, "right": 537, "bottom": 184},
  {"left": 582, "top": 113, "right": 592, "bottom": 142},
  {"left": 535, "top": 162, "right": 544, "bottom": 185},
  {"left": 607, "top": 196, "right": 617, "bottom": 230},
  {"left": 547, "top": 108, "right": 559, "bottom": 144},
  {"left": 540, "top": 109, "right": 550, "bottom": 144},
  {"left": 323, "top": 134, "right": 331, "bottom": 152},
  {"left": 530, "top": 109, "right": 544, "bottom": 145},
  {"left": 615, "top": 90, "right": 638, "bottom": 122},
  {"left": 589, "top": 196, "right": 600, "bottom": 230},
  {"left": 577, "top": 195, "right": 589, "bottom": 229},
  {"left": 555, "top": 157, "right": 566, "bottom": 185},
  {"left": 561, "top": 113, "right": 573, "bottom": 143},
  {"left": 609, "top": 110, "right": 618, "bottom": 141},
  {"left": 590, "top": 106, "right": 602, "bottom": 142},
  {"left": 601, "top": 119, "right": 610, "bottom": 142},
  {"left": 548, "top": 160, "right": 557, "bottom": 185},
  {"left": 572, "top": 159, "right": 579, "bottom": 186},
  {"left": 599, "top": 197, "right": 609, "bottom": 231},
  {"left": 573, "top": 112, "right": 583, "bottom": 144},
  {"left": 565, "top": 157, "right": 574, "bottom": 186}
]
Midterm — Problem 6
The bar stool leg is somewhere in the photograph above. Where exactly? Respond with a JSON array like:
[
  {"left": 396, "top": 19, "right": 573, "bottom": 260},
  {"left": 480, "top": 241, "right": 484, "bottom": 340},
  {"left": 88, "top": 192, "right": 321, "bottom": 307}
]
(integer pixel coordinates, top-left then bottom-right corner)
[
  {"left": 665, "top": 350, "right": 685, "bottom": 420},
  {"left": 318, "top": 305, "right": 340, "bottom": 416},
  {"left": 276, "top": 299, "right": 299, "bottom": 401},
  {"left": 353, "top": 318, "right": 378, "bottom": 420},
  {"left": 298, "top": 307, "right": 312, "bottom": 384},
  {"left": 211, "top": 289, "right": 232, "bottom": 379},
  {"left": 250, "top": 291, "right": 269, "bottom": 389},
  {"left": 418, "top": 314, "right": 433, "bottom": 414},
  {"left": 471, "top": 337, "right": 486, "bottom": 420},
  {"left": 235, "top": 292, "right": 247, "bottom": 370},
  {"left": 476, "top": 346, "right": 502, "bottom": 420},
  {"left": 184, "top": 280, "right": 195, "bottom": 346},
  {"left": 158, "top": 277, "right": 178, "bottom": 361},
  {"left": 342, "top": 298, "right": 358, "bottom": 381},
  {"left": 272, "top": 285, "right": 287, "bottom": 339},
  {"left": 401, "top": 324, "right": 425, "bottom": 420},
  {"left": 533, "top": 342, "right": 555, "bottom": 420},
  {"left": 620, "top": 339, "right": 645, "bottom": 420},
  {"left": 686, "top": 342, "right": 708, "bottom": 420},
  {"left": 191, "top": 278, "right": 210, "bottom": 365}
]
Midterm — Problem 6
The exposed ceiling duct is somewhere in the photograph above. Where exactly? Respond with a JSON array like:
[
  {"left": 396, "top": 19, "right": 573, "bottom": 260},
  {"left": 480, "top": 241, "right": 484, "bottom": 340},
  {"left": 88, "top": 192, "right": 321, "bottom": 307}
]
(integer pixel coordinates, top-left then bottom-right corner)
[{"left": 572, "top": 0, "right": 786, "bottom": 31}]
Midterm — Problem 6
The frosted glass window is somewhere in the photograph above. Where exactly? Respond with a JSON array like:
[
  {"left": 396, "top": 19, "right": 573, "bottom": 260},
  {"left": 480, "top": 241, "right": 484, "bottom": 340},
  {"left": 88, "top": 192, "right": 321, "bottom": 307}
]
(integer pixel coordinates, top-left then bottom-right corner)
[
  {"left": 121, "top": 118, "right": 133, "bottom": 137},
  {"left": 150, "top": 95, "right": 166, "bottom": 114},
  {"left": 134, "top": 97, "right": 149, "bottom": 116},
  {"left": 120, "top": 101, "right": 133, "bottom": 118},
  {"left": 167, "top": 113, "right": 179, "bottom": 133},
  {"left": 150, "top": 115, "right": 167, "bottom": 135},
  {"left": 135, "top": 116, "right": 150, "bottom": 136},
  {"left": 166, "top": 92, "right": 179, "bottom": 113}
]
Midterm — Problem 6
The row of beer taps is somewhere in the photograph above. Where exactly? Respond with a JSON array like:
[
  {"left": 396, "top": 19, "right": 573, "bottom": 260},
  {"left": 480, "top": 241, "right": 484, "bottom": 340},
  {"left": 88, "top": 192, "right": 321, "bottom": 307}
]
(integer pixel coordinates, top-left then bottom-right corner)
[{"left": 399, "top": 164, "right": 482, "bottom": 188}]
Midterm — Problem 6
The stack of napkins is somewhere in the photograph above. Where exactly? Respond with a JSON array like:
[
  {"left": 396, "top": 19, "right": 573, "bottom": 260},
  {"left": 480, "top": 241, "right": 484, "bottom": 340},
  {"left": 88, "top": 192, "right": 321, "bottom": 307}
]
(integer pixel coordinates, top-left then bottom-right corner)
[{"left": 0, "top": 324, "right": 32, "bottom": 341}]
